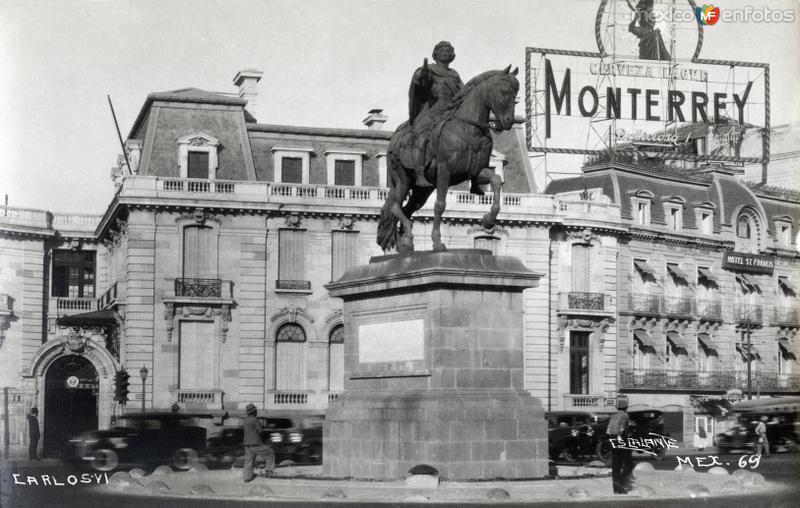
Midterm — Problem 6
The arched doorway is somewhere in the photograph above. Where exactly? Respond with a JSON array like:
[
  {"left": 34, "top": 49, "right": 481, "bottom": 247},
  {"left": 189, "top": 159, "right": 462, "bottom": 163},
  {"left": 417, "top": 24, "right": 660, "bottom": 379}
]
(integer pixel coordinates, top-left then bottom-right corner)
[{"left": 44, "top": 355, "right": 98, "bottom": 457}]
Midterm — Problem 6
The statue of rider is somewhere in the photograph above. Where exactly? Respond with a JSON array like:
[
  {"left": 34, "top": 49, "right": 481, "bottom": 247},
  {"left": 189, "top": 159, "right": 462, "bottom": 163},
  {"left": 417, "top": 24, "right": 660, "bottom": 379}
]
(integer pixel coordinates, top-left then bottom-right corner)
[{"left": 406, "top": 41, "right": 464, "bottom": 188}]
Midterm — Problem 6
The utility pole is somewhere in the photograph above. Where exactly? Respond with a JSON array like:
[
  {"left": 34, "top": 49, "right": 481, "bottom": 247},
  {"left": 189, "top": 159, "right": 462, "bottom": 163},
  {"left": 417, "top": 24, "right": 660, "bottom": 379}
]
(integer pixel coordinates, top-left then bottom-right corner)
[{"left": 746, "top": 316, "right": 752, "bottom": 400}]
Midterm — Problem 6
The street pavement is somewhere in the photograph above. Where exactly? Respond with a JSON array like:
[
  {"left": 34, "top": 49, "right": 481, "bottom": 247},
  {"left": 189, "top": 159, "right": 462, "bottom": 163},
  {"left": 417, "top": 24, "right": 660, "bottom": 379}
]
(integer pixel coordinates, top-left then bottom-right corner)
[{"left": 2, "top": 452, "right": 798, "bottom": 507}]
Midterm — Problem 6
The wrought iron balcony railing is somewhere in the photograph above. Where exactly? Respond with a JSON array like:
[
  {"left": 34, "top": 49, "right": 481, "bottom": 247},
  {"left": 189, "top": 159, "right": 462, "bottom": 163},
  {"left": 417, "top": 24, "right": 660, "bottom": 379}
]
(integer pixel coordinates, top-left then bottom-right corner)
[
  {"left": 628, "top": 293, "right": 662, "bottom": 315},
  {"left": 566, "top": 292, "right": 605, "bottom": 311},
  {"left": 276, "top": 280, "right": 312, "bottom": 291},
  {"left": 734, "top": 372, "right": 800, "bottom": 393},
  {"left": 620, "top": 369, "right": 736, "bottom": 391},
  {"left": 774, "top": 306, "right": 800, "bottom": 326},
  {"left": 734, "top": 303, "right": 763, "bottom": 324},
  {"left": 664, "top": 296, "right": 695, "bottom": 317},
  {"left": 696, "top": 299, "right": 723, "bottom": 320},
  {"left": 174, "top": 278, "right": 222, "bottom": 298}
]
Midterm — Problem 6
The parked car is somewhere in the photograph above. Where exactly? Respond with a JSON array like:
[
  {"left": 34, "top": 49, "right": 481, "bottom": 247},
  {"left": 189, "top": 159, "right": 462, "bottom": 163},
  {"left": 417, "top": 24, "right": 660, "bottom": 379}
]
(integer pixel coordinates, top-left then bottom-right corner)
[
  {"left": 70, "top": 413, "right": 207, "bottom": 472},
  {"left": 546, "top": 411, "right": 606, "bottom": 461},
  {"left": 716, "top": 412, "right": 799, "bottom": 454},
  {"left": 202, "top": 417, "right": 311, "bottom": 469},
  {"left": 551, "top": 409, "right": 669, "bottom": 464}
]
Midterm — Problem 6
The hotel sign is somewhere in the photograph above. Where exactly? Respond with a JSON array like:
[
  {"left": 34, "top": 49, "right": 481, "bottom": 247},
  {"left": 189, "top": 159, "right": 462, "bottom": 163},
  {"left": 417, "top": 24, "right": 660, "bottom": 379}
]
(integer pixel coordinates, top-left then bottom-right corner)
[{"left": 722, "top": 251, "right": 774, "bottom": 275}]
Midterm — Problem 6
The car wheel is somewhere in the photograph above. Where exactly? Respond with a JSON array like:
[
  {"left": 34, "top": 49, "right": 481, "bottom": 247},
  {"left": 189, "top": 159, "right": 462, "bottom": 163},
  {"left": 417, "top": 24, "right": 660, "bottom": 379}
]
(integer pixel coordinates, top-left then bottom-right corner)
[
  {"left": 91, "top": 449, "right": 119, "bottom": 472},
  {"left": 596, "top": 441, "right": 613, "bottom": 465},
  {"left": 172, "top": 448, "right": 199, "bottom": 470},
  {"left": 562, "top": 446, "right": 579, "bottom": 463},
  {"left": 654, "top": 445, "right": 668, "bottom": 460}
]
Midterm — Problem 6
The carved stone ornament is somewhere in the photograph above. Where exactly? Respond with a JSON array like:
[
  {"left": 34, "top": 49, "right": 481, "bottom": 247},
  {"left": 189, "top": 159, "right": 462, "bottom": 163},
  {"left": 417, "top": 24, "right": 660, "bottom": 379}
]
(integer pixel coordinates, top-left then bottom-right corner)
[
  {"left": 271, "top": 304, "right": 315, "bottom": 324},
  {"left": 665, "top": 318, "right": 690, "bottom": 333},
  {"left": 63, "top": 331, "right": 88, "bottom": 354},
  {"left": 324, "top": 309, "right": 343, "bottom": 327},
  {"left": 558, "top": 317, "right": 612, "bottom": 351},
  {"left": 337, "top": 215, "right": 357, "bottom": 231},
  {"left": 285, "top": 213, "right": 302, "bottom": 228},
  {"left": 164, "top": 302, "right": 231, "bottom": 343},
  {"left": 697, "top": 321, "right": 721, "bottom": 335},
  {"left": 467, "top": 225, "right": 509, "bottom": 237},
  {"left": 189, "top": 136, "right": 209, "bottom": 146},
  {"left": 175, "top": 208, "right": 222, "bottom": 225},
  {"left": 567, "top": 228, "right": 596, "bottom": 244},
  {"left": 630, "top": 316, "right": 658, "bottom": 331}
]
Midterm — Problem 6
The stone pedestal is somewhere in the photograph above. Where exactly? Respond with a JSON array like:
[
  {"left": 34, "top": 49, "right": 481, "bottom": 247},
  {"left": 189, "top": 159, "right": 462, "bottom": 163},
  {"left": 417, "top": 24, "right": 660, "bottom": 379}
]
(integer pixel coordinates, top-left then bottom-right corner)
[{"left": 323, "top": 249, "right": 548, "bottom": 480}]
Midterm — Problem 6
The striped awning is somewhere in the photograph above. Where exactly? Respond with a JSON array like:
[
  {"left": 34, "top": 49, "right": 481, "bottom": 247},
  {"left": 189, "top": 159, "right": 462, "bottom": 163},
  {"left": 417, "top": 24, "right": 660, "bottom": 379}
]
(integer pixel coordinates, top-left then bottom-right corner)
[
  {"left": 697, "top": 267, "right": 718, "bottom": 285},
  {"left": 697, "top": 333, "right": 718, "bottom": 355},
  {"left": 667, "top": 264, "right": 689, "bottom": 282},
  {"left": 736, "top": 343, "right": 761, "bottom": 360},
  {"left": 778, "top": 276, "right": 797, "bottom": 294},
  {"left": 633, "top": 260, "right": 657, "bottom": 277},
  {"left": 736, "top": 274, "right": 760, "bottom": 291},
  {"left": 778, "top": 338, "right": 796, "bottom": 359},
  {"left": 666, "top": 331, "right": 689, "bottom": 354},
  {"left": 633, "top": 329, "right": 658, "bottom": 350}
]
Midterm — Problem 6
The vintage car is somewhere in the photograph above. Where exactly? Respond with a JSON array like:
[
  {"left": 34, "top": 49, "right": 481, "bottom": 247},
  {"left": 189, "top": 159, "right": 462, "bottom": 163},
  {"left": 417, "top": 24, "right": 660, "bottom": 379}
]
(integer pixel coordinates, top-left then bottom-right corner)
[
  {"left": 716, "top": 412, "right": 799, "bottom": 454},
  {"left": 552, "top": 409, "right": 669, "bottom": 464},
  {"left": 69, "top": 413, "right": 207, "bottom": 472},
  {"left": 546, "top": 411, "right": 606, "bottom": 460},
  {"left": 202, "top": 416, "right": 318, "bottom": 468}
]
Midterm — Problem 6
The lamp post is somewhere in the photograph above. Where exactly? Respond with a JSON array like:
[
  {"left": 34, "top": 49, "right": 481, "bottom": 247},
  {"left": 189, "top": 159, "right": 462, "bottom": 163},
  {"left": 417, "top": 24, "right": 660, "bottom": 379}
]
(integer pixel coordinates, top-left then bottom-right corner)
[{"left": 139, "top": 365, "right": 148, "bottom": 413}]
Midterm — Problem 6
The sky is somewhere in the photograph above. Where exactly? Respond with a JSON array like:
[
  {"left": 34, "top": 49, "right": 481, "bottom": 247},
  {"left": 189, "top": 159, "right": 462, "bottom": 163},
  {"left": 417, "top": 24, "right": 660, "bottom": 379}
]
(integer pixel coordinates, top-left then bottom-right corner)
[{"left": 1, "top": 0, "right": 798, "bottom": 214}]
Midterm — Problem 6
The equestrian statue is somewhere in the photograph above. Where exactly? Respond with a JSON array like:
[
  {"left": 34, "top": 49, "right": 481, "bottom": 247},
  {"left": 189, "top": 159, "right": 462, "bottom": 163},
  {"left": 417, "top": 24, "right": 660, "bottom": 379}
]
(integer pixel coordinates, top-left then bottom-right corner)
[{"left": 377, "top": 41, "right": 520, "bottom": 254}]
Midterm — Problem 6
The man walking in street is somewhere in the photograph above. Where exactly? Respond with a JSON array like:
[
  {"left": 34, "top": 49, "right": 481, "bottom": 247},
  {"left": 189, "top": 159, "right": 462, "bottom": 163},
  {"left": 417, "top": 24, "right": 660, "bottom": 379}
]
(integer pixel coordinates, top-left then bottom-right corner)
[
  {"left": 755, "top": 415, "right": 770, "bottom": 457},
  {"left": 27, "top": 407, "right": 40, "bottom": 461},
  {"left": 242, "top": 403, "right": 275, "bottom": 483},
  {"left": 607, "top": 397, "right": 632, "bottom": 494}
]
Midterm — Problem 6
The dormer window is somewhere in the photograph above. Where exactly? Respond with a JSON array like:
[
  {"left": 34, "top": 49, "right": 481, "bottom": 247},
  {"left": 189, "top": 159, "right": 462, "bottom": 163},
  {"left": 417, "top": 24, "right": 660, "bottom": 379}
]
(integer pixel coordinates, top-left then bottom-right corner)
[
  {"left": 662, "top": 196, "right": 686, "bottom": 231},
  {"left": 693, "top": 201, "right": 715, "bottom": 235},
  {"left": 178, "top": 133, "right": 219, "bottom": 180},
  {"left": 271, "top": 147, "right": 313, "bottom": 184},
  {"left": 629, "top": 190, "right": 654, "bottom": 226},
  {"left": 324, "top": 150, "right": 365, "bottom": 187},
  {"left": 773, "top": 217, "right": 793, "bottom": 247}
]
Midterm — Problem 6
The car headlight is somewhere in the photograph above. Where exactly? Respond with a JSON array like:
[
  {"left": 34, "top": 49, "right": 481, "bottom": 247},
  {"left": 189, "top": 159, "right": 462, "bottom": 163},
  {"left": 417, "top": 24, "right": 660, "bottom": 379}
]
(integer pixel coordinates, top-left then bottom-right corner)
[
  {"left": 269, "top": 432, "right": 283, "bottom": 443},
  {"left": 289, "top": 432, "right": 303, "bottom": 443}
]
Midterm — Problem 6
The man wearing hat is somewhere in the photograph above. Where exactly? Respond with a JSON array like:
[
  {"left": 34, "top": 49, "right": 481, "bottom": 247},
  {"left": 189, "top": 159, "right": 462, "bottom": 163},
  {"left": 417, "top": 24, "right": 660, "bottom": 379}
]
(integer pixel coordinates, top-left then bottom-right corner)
[
  {"left": 242, "top": 403, "right": 275, "bottom": 482},
  {"left": 27, "top": 407, "right": 40, "bottom": 461},
  {"left": 606, "top": 396, "right": 632, "bottom": 494},
  {"left": 755, "top": 415, "right": 770, "bottom": 457}
]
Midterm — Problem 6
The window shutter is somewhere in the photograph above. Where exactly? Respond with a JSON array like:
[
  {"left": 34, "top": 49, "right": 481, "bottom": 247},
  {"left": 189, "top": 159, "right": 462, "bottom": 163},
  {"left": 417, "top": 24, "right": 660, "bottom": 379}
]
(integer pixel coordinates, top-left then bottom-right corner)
[
  {"left": 187, "top": 151, "right": 209, "bottom": 179},
  {"left": 331, "top": 231, "right": 358, "bottom": 281},
  {"left": 183, "top": 226, "right": 217, "bottom": 278},
  {"left": 281, "top": 157, "right": 303, "bottom": 183},
  {"left": 179, "top": 321, "right": 215, "bottom": 389},
  {"left": 571, "top": 244, "right": 591, "bottom": 292},
  {"left": 276, "top": 341, "right": 306, "bottom": 390},
  {"left": 334, "top": 160, "right": 355, "bottom": 186},
  {"left": 279, "top": 230, "right": 307, "bottom": 281}
]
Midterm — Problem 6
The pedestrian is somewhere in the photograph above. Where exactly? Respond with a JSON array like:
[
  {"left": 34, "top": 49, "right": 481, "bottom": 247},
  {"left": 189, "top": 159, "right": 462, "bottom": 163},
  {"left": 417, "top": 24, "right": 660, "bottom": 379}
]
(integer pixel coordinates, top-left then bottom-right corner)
[
  {"left": 27, "top": 407, "right": 40, "bottom": 461},
  {"left": 242, "top": 403, "right": 275, "bottom": 483},
  {"left": 607, "top": 397, "right": 632, "bottom": 494},
  {"left": 755, "top": 415, "right": 769, "bottom": 457},
  {"left": 697, "top": 426, "right": 707, "bottom": 451}
]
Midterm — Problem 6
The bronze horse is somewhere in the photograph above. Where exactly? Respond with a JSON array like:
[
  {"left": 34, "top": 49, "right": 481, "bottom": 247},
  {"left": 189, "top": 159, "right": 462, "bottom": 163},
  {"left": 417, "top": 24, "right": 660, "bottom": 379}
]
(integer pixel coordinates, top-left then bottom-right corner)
[{"left": 377, "top": 66, "right": 520, "bottom": 253}]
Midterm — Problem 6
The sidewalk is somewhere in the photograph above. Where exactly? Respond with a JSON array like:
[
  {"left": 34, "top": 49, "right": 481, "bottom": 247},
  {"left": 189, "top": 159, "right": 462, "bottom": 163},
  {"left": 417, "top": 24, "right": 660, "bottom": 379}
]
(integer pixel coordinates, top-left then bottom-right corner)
[{"left": 98, "top": 461, "right": 783, "bottom": 503}]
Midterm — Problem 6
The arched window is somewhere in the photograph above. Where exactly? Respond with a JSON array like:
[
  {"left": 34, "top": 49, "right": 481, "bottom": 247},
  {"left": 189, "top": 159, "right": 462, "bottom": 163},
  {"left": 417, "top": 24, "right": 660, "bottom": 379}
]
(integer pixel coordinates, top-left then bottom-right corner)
[
  {"left": 328, "top": 324, "right": 344, "bottom": 392},
  {"left": 737, "top": 216, "right": 751, "bottom": 239},
  {"left": 275, "top": 323, "right": 306, "bottom": 391}
]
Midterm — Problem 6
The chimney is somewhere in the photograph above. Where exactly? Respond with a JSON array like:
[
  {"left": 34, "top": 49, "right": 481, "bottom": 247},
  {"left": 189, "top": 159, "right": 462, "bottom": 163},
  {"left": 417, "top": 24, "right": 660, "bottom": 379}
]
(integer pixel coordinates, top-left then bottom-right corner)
[
  {"left": 363, "top": 108, "right": 388, "bottom": 130},
  {"left": 233, "top": 69, "right": 264, "bottom": 116}
]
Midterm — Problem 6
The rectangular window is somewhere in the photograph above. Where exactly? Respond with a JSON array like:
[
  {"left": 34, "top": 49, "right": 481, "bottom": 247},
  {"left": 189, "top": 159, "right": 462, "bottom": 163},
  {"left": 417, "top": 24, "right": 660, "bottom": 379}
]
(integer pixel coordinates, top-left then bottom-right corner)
[
  {"left": 182, "top": 225, "right": 217, "bottom": 279},
  {"left": 52, "top": 250, "right": 96, "bottom": 298},
  {"left": 331, "top": 231, "right": 359, "bottom": 281},
  {"left": 667, "top": 207, "right": 682, "bottom": 230},
  {"left": 334, "top": 160, "right": 356, "bottom": 186},
  {"left": 636, "top": 202, "right": 650, "bottom": 225},
  {"left": 569, "top": 331, "right": 590, "bottom": 394},
  {"left": 187, "top": 151, "right": 210, "bottom": 179},
  {"left": 571, "top": 244, "right": 592, "bottom": 292},
  {"left": 281, "top": 157, "right": 303, "bottom": 184},
  {"left": 278, "top": 229, "right": 307, "bottom": 286},
  {"left": 700, "top": 212, "right": 713, "bottom": 235},
  {"left": 779, "top": 224, "right": 792, "bottom": 245},
  {"left": 179, "top": 321, "right": 215, "bottom": 389}
]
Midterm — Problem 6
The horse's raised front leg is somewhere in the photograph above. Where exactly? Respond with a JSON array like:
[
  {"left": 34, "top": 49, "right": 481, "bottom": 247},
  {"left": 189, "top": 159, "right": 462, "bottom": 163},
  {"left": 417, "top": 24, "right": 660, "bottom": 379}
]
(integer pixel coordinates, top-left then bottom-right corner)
[
  {"left": 480, "top": 167, "right": 503, "bottom": 230},
  {"left": 431, "top": 163, "right": 449, "bottom": 252}
]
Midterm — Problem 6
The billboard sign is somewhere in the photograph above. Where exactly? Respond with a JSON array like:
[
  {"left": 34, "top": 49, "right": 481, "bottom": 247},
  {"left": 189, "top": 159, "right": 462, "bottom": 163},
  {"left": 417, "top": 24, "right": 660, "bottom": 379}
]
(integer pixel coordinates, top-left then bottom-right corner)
[{"left": 525, "top": 1, "right": 769, "bottom": 164}]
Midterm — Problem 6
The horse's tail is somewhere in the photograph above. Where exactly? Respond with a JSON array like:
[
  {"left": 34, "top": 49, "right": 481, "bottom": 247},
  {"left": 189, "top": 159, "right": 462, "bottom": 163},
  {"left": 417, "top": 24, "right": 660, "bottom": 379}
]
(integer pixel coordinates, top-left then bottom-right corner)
[{"left": 377, "top": 155, "right": 399, "bottom": 252}]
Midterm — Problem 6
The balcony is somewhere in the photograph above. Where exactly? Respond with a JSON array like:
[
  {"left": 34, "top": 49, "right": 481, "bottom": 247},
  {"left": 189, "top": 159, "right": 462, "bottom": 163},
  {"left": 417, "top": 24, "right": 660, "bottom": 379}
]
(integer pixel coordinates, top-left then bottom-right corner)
[
  {"left": 774, "top": 306, "right": 800, "bottom": 327},
  {"left": 0, "top": 293, "right": 11, "bottom": 313},
  {"left": 734, "top": 372, "right": 800, "bottom": 393},
  {"left": 53, "top": 297, "right": 97, "bottom": 316},
  {"left": 664, "top": 296, "right": 695, "bottom": 318},
  {"left": 177, "top": 389, "right": 224, "bottom": 410},
  {"left": 628, "top": 293, "right": 662, "bottom": 315},
  {"left": 265, "top": 391, "right": 340, "bottom": 411},
  {"left": 620, "top": 369, "right": 736, "bottom": 391},
  {"left": 696, "top": 299, "right": 723, "bottom": 321},
  {"left": 557, "top": 292, "right": 612, "bottom": 317},
  {"left": 175, "top": 278, "right": 223, "bottom": 298},
  {"left": 276, "top": 280, "right": 312, "bottom": 292},
  {"left": 735, "top": 303, "right": 763, "bottom": 325},
  {"left": 97, "top": 282, "right": 124, "bottom": 309},
  {"left": 562, "top": 394, "right": 605, "bottom": 410}
]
